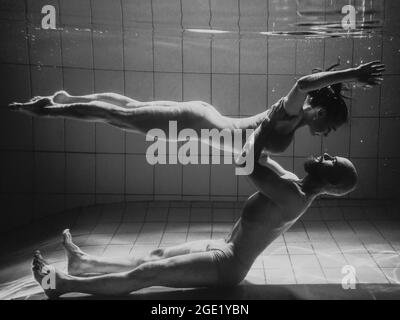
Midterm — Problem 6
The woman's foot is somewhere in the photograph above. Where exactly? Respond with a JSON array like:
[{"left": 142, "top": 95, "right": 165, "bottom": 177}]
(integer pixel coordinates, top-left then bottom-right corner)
[
  {"left": 32, "top": 250, "right": 69, "bottom": 299},
  {"left": 9, "top": 97, "right": 53, "bottom": 116},
  {"left": 62, "top": 229, "right": 93, "bottom": 276}
]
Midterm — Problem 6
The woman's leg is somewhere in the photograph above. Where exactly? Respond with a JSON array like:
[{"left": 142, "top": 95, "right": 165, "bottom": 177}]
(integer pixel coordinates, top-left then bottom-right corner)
[
  {"left": 33, "top": 249, "right": 224, "bottom": 297},
  {"left": 52, "top": 91, "right": 139, "bottom": 107},
  {"left": 10, "top": 96, "right": 237, "bottom": 134},
  {"left": 63, "top": 229, "right": 205, "bottom": 275}
]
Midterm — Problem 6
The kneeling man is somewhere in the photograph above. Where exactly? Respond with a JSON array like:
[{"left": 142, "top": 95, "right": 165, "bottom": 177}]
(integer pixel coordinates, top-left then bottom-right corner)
[{"left": 32, "top": 119, "right": 357, "bottom": 298}]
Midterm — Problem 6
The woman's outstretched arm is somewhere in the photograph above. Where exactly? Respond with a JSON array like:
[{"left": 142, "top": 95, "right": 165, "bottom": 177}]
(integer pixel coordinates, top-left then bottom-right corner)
[{"left": 283, "top": 60, "right": 385, "bottom": 116}]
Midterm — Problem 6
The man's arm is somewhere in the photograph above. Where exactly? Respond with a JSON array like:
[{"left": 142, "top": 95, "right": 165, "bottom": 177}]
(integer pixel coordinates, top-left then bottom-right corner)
[{"left": 237, "top": 121, "right": 301, "bottom": 208}]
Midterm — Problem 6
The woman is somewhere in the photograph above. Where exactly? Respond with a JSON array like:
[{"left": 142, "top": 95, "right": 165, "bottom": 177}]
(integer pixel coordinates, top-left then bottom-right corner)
[{"left": 10, "top": 60, "right": 384, "bottom": 155}]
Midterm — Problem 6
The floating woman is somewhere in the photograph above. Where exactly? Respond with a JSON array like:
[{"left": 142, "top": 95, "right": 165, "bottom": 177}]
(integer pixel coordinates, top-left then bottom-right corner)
[{"left": 10, "top": 60, "right": 384, "bottom": 155}]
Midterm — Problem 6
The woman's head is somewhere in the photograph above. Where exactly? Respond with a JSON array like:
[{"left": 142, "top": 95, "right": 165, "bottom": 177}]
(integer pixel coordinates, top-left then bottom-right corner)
[{"left": 303, "top": 64, "right": 349, "bottom": 136}]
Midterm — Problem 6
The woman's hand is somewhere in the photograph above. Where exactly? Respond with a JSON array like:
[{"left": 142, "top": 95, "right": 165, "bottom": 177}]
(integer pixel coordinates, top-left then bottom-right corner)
[{"left": 353, "top": 60, "right": 385, "bottom": 88}]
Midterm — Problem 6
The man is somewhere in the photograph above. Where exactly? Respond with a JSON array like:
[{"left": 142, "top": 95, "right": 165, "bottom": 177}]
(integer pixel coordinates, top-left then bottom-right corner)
[{"left": 32, "top": 117, "right": 357, "bottom": 298}]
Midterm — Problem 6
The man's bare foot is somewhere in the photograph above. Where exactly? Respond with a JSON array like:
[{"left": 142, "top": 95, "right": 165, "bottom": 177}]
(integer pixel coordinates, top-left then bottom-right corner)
[
  {"left": 53, "top": 90, "right": 71, "bottom": 104},
  {"left": 62, "top": 229, "right": 93, "bottom": 276},
  {"left": 32, "top": 250, "right": 68, "bottom": 299},
  {"left": 9, "top": 97, "right": 53, "bottom": 116}
]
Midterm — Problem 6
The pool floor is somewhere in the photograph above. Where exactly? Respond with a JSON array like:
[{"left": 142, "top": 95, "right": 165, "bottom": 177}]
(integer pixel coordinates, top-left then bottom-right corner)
[{"left": 0, "top": 200, "right": 399, "bottom": 300}]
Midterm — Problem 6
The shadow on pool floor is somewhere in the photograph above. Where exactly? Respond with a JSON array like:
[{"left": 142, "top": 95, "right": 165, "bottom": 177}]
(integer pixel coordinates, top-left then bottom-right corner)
[{"left": 19, "top": 282, "right": 400, "bottom": 300}]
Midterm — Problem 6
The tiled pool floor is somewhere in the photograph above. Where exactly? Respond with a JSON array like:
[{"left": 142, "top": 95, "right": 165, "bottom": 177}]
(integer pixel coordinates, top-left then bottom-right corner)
[{"left": 1, "top": 200, "right": 399, "bottom": 299}]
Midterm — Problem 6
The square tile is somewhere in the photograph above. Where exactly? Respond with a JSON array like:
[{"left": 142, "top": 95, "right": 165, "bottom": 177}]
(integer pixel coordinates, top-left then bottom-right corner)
[
  {"left": 324, "top": 38, "right": 353, "bottom": 70},
  {"left": 381, "top": 268, "right": 400, "bottom": 284},
  {"left": 93, "top": 31, "right": 123, "bottom": 70},
  {"left": 212, "top": 74, "right": 239, "bottom": 116},
  {"left": 291, "top": 255, "right": 321, "bottom": 270},
  {"left": 66, "top": 153, "right": 95, "bottom": 194},
  {"left": 34, "top": 152, "right": 65, "bottom": 193},
  {"left": 317, "top": 254, "right": 347, "bottom": 268},
  {"left": 350, "top": 118, "right": 379, "bottom": 157},
  {"left": 1, "top": 151, "right": 33, "bottom": 193},
  {"left": 154, "top": 72, "right": 182, "bottom": 101},
  {"left": 183, "top": 37, "right": 211, "bottom": 73},
  {"left": 146, "top": 207, "right": 168, "bottom": 221},
  {"left": 294, "top": 268, "right": 326, "bottom": 284},
  {"left": 165, "top": 222, "right": 189, "bottom": 233},
  {"left": 212, "top": 38, "right": 239, "bottom": 73},
  {"left": 210, "top": 163, "right": 237, "bottom": 197},
  {"left": 96, "top": 154, "right": 125, "bottom": 194},
  {"left": 210, "top": 0, "right": 239, "bottom": 29},
  {"left": 322, "top": 122, "right": 350, "bottom": 157},
  {"left": 60, "top": 0, "right": 91, "bottom": 26},
  {"left": 182, "top": 160, "right": 210, "bottom": 197},
  {"left": 124, "top": 30, "right": 153, "bottom": 71},
  {"left": 379, "top": 118, "right": 400, "bottom": 157},
  {"left": 213, "top": 208, "right": 234, "bottom": 222},
  {"left": 110, "top": 233, "right": 137, "bottom": 245},
  {"left": 294, "top": 126, "right": 322, "bottom": 157},
  {"left": 240, "top": 38, "right": 268, "bottom": 74},
  {"left": 154, "top": 35, "right": 182, "bottom": 72},
  {"left": 0, "top": 21, "right": 28, "bottom": 64},
  {"left": 350, "top": 159, "right": 378, "bottom": 199},
  {"left": 122, "top": 0, "right": 152, "bottom": 26},
  {"left": 169, "top": 208, "right": 190, "bottom": 222},
  {"left": 126, "top": 155, "right": 154, "bottom": 195},
  {"left": 153, "top": 0, "right": 181, "bottom": 27},
  {"left": 323, "top": 267, "right": 346, "bottom": 284},
  {"left": 103, "top": 244, "right": 132, "bottom": 257},
  {"left": 266, "top": 268, "right": 296, "bottom": 285},
  {"left": 296, "top": 38, "right": 324, "bottom": 75},
  {"left": 356, "top": 267, "right": 388, "bottom": 284},
  {"left": 378, "top": 158, "right": 400, "bottom": 198},
  {"left": 182, "top": 0, "right": 210, "bottom": 27},
  {"left": 61, "top": 28, "right": 93, "bottom": 68},
  {"left": 268, "top": 38, "right": 296, "bottom": 74},
  {"left": 240, "top": 75, "right": 267, "bottom": 116},
  {"left": 344, "top": 253, "right": 378, "bottom": 268},
  {"left": 190, "top": 208, "right": 213, "bottom": 222},
  {"left": 262, "top": 255, "right": 292, "bottom": 269},
  {"left": 284, "top": 231, "right": 309, "bottom": 243},
  {"left": 383, "top": 36, "right": 400, "bottom": 75},
  {"left": 371, "top": 253, "right": 400, "bottom": 268},
  {"left": 161, "top": 233, "right": 187, "bottom": 245},
  {"left": 352, "top": 86, "right": 380, "bottom": 117},
  {"left": 91, "top": 0, "right": 122, "bottom": 25},
  {"left": 186, "top": 232, "right": 211, "bottom": 242},
  {"left": 287, "top": 243, "right": 314, "bottom": 255},
  {"left": 183, "top": 74, "right": 211, "bottom": 103}
]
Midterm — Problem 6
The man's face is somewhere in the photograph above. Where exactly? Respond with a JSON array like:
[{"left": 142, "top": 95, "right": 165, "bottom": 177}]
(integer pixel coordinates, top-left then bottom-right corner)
[{"left": 304, "top": 153, "right": 339, "bottom": 181}]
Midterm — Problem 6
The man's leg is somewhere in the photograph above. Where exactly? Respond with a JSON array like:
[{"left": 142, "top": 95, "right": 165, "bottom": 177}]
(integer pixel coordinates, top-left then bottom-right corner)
[
  {"left": 62, "top": 229, "right": 200, "bottom": 275},
  {"left": 33, "top": 249, "right": 224, "bottom": 297}
]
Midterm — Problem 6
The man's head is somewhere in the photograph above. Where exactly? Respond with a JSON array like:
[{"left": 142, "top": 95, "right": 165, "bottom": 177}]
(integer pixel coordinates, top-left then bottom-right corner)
[{"left": 304, "top": 153, "right": 358, "bottom": 196}]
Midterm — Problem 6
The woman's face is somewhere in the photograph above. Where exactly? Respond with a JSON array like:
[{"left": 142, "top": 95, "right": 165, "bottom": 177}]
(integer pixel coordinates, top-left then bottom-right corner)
[{"left": 304, "top": 106, "right": 336, "bottom": 136}]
